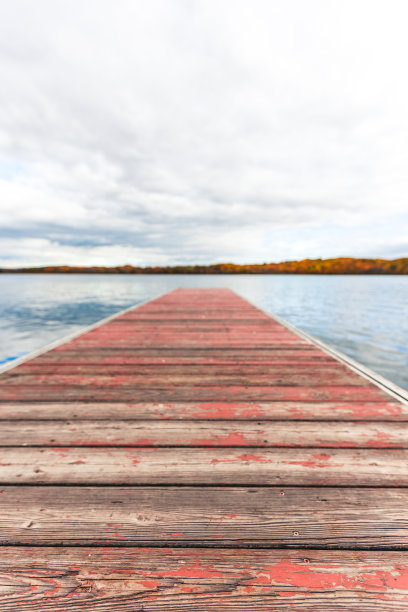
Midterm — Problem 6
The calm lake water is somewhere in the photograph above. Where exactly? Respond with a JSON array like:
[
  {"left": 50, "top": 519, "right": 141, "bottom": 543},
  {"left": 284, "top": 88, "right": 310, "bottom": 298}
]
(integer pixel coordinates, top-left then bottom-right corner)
[{"left": 0, "top": 273, "right": 407, "bottom": 391}]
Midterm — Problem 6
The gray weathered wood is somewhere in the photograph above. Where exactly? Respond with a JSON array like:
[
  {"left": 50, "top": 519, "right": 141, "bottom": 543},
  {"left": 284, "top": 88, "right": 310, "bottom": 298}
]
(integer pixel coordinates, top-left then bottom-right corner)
[{"left": 1, "top": 486, "right": 408, "bottom": 548}]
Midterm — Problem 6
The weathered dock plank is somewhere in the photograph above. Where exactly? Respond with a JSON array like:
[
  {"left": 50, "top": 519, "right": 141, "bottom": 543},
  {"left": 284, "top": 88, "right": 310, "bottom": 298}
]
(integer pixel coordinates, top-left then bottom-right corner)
[
  {"left": 0, "top": 419, "right": 407, "bottom": 447},
  {"left": 0, "top": 384, "right": 391, "bottom": 402},
  {"left": 1, "top": 486, "right": 408, "bottom": 549},
  {"left": 1, "top": 369, "right": 368, "bottom": 386},
  {"left": 25, "top": 347, "right": 334, "bottom": 363},
  {"left": 0, "top": 547, "right": 408, "bottom": 610},
  {"left": 1, "top": 400, "right": 405, "bottom": 420},
  {"left": 1, "top": 447, "right": 408, "bottom": 485}
]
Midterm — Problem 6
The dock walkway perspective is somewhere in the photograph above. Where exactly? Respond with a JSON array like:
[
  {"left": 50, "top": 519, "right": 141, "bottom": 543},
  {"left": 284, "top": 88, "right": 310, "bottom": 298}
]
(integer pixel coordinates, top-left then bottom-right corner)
[{"left": 1, "top": 288, "right": 408, "bottom": 609}]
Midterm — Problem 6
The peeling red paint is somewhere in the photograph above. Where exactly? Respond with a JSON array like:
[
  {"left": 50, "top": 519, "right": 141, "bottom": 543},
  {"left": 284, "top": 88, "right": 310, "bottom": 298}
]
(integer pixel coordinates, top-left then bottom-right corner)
[
  {"left": 237, "top": 453, "right": 272, "bottom": 462},
  {"left": 283, "top": 459, "right": 343, "bottom": 468},
  {"left": 190, "top": 432, "right": 251, "bottom": 446},
  {"left": 239, "top": 559, "right": 408, "bottom": 593},
  {"left": 366, "top": 430, "right": 400, "bottom": 448}
]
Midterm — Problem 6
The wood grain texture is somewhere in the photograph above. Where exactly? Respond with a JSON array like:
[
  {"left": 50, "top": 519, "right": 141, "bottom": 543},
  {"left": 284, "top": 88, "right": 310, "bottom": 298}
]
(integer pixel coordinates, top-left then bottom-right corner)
[
  {"left": 28, "top": 347, "right": 334, "bottom": 364},
  {"left": 1, "top": 547, "right": 408, "bottom": 610},
  {"left": 1, "top": 447, "right": 408, "bottom": 485},
  {"left": 0, "top": 384, "right": 391, "bottom": 402},
  {"left": 0, "top": 371, "right": 370, "bottom": 387},
  {"left": 0, "top": 420, "right": 407, "bottom": 447},
  {"left": 12, "top": 363, "right": 354, "bottom": 374},
  {"left": 1, "top": 401, "right": 405, "bottom": 420},
  {"left": 1, "top": 486, "right": 408, "bottom": 548}
]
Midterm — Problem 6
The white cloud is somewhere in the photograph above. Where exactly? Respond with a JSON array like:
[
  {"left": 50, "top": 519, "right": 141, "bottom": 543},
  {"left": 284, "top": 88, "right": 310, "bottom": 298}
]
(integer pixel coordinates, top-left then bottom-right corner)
[
  {"left": 0, "top": 0, "right": 407, "bottom": 266},
  {"left": 0, "top": 237, "right": 172, "bottom": 267}
]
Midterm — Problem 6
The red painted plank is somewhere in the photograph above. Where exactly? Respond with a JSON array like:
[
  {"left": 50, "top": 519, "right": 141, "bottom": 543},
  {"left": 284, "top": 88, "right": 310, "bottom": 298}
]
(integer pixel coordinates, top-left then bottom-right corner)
[
  {"left": 1, "top": 401, "right": 405, "bottom": 421},
  {"left": 1, "top": 419, "right": 407, "bottom": 447},
  {"left": 1, "top": 447, "right": 408, "bottom": 485},
  {"left": 1, "top": 547, "right": 408, "bottom": 610},
  {"left": 14, "top": 363, "right": 356, "bottom": 374},
  {"left": 1, "top": 371, "right": 368, "bottom": 386},
  {"left": 0, "top": 384, "right": 391, "bottom": 402}
]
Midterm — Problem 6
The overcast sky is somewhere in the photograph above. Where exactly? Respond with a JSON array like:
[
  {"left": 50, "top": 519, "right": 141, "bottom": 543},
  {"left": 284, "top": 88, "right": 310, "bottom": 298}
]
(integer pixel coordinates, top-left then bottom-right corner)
[{"left": 0, "top": 0, "right": 407, "bottom": 266}]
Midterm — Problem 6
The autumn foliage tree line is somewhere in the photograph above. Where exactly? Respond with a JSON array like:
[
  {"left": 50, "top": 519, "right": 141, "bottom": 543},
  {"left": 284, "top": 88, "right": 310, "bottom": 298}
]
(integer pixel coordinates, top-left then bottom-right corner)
[{"left": 1, "top": 257, "right": 408, "bottom": 274}]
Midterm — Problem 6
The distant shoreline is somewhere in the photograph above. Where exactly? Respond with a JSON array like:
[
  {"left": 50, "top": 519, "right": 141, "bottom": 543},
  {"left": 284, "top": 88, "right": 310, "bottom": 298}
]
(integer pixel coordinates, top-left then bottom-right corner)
[{"left": 1, "top": 257, "right": 407, "bottom": 275}]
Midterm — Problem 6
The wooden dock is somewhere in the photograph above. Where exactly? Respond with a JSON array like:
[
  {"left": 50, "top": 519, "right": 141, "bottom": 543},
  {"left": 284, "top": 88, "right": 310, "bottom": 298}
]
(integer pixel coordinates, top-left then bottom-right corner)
[{"left": 1, "top": 287, "right": 408, "bottom": 610}]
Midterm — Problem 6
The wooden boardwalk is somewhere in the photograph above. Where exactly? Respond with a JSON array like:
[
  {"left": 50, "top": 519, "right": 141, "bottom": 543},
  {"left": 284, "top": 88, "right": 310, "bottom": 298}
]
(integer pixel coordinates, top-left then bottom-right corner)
[{"left": 1, "top": 287, "right": 408, "bottom": 610}]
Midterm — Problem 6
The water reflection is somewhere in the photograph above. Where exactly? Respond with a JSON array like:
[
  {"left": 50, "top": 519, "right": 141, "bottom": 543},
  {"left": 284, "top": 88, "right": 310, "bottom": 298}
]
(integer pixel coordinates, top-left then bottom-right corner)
[{"left": 0, "top": 274, "right": 407, "bottom": 390}]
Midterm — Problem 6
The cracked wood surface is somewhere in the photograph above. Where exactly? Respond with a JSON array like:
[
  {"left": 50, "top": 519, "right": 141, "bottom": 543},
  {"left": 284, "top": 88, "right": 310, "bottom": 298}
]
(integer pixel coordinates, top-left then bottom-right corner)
[
  {"left": 1, "top": 288, "right": 408, "bottom": 609},
  {"left": 1, "top": 548, "right": 408, "bottom": 610}
]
